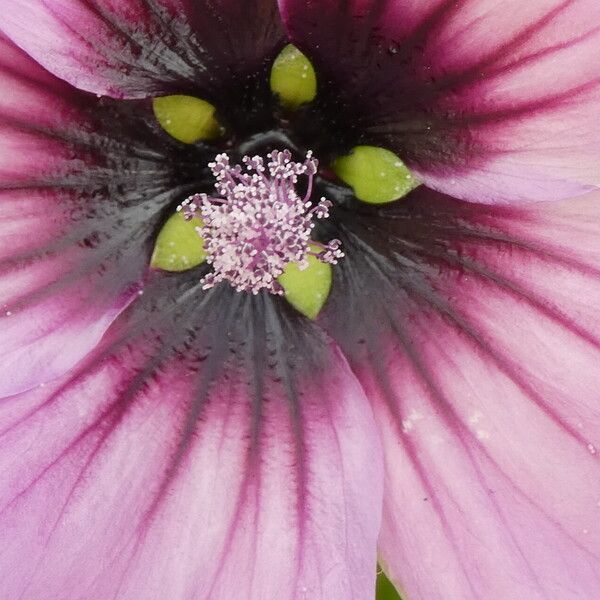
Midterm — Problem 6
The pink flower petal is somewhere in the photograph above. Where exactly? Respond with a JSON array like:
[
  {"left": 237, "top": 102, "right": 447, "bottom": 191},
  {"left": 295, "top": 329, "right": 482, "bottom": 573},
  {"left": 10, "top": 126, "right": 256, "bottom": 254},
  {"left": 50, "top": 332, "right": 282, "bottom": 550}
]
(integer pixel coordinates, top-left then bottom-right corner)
[
  {"left": 0, "top": 281, "right": 383, "bottom": 599},
  {"left": 1, "top": 0, "right": 283, "bottom": 99},
  {"left": 0, "top": 35, "right": 194, "bottom": 395},
  {"left": 326, "top": 191, "right": 600, "bottom": 598},
  {"left": 279, "top": 0, "right": 600, "bottom": 203}
]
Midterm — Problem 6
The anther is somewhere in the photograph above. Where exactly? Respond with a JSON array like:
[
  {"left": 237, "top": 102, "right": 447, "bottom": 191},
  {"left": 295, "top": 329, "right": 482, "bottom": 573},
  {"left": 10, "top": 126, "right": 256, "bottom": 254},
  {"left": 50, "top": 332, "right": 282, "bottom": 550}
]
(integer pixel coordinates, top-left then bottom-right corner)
[{"left": 180, "top": 150, "right": 343, "bottom": 295}]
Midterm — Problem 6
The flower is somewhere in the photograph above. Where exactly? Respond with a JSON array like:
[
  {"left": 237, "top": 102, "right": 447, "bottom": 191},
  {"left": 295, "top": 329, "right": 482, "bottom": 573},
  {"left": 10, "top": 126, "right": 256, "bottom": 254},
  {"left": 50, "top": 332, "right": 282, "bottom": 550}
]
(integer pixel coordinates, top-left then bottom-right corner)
[{"left": 1, "top": 1, "right": 600, "bottom": 599}]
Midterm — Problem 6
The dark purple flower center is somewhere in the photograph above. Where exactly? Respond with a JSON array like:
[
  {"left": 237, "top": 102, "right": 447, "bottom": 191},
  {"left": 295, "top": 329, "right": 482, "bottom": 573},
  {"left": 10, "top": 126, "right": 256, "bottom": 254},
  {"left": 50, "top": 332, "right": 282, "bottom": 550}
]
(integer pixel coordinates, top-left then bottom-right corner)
[{"left": 145, "top": 45, "right": 415, "bottom": 315}]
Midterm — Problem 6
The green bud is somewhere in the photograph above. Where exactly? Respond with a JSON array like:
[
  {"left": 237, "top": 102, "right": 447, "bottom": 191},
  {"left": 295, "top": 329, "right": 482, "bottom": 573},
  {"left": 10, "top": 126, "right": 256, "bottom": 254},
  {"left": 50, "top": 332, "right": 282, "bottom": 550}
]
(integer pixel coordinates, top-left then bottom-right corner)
[
  {"left": 270, "top": 44, "right": 317, "bottom": 109},
  {"left": 153, "top": 95, "right": 223, "bottom": 144},
  {"left": 278, "top": 248, "right": 332, "bottom": 319},
  {"left": 151, "top": 212, "right": 207, "bottom": 272},
  {"left": 333, "top": 145, "right": 420, "bottom": 204}
]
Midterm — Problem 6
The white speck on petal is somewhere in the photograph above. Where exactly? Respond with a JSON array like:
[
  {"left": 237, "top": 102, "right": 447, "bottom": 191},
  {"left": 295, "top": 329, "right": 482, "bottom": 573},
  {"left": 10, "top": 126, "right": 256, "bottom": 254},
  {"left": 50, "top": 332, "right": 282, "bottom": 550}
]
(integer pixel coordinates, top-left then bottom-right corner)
[
  {"left": 468, "top": 411, "right": 484, "bottom": 425},
  {"left": 402, "top": 410, "right": 424, "bottom": 433}
]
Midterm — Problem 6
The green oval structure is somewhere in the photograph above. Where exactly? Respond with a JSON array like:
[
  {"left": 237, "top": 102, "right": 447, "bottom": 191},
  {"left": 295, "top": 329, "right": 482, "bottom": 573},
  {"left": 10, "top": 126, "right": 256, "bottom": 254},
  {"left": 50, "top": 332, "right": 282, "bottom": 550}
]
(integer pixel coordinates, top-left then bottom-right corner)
[
  {"left": 153, "top": 95, "right": 223, "bottom": 144},
  {"left": 278, "top": 249, "right": 332, "bottom": 320},
  {"left": 151, "top": 212, "right": 207, "bottom": 272},
  {"left": 270, "top": 44, "right": 317, "bottom": 109},
  {"left": 333, "top": 145, "right": 420, "bottom": 204},
  {"left": 376, "top": 569, "right": 404, "bottom": 600}
]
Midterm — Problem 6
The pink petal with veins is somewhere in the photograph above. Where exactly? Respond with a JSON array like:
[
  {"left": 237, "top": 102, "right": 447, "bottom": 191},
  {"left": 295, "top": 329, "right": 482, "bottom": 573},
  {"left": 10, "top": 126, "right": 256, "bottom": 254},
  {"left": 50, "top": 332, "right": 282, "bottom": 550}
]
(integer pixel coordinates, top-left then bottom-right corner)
[
  {"left": 1, "top": 0, "right": 283, "bottom": 99},
  {"left": 0, "top": 34, "right": 183, "bottom": 395},
  {"left": 334, "top": 192, "right": 600, "bottom": 598},
  {"left": 280, "top": 0, "right": 600, "bottom": 203},
  {"left": 0, "top": 284, "right": 383, "bottom": 599}
]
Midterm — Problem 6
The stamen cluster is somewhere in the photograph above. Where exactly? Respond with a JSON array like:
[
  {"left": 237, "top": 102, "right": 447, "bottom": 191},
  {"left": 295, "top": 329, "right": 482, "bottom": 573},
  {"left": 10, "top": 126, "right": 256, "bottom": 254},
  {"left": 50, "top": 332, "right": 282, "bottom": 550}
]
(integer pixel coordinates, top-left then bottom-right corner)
[{"left": 179, "top": 150, "right": 343, "bottom": 295}]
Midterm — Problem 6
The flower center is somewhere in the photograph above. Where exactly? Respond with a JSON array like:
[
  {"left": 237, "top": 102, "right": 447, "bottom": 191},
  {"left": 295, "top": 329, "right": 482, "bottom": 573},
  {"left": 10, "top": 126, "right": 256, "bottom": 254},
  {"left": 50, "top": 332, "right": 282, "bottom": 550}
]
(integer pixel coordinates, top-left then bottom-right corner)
[{"left": 179, "top": 150, "right": 343, "bottom": 295}]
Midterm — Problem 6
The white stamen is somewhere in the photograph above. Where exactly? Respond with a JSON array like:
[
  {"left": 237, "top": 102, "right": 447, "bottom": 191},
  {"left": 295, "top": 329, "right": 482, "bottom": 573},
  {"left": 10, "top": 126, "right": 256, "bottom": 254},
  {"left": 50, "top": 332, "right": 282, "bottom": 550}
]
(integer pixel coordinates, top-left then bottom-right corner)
[{"left": 180, "top": 150, "right": 343, "bottom": 295}]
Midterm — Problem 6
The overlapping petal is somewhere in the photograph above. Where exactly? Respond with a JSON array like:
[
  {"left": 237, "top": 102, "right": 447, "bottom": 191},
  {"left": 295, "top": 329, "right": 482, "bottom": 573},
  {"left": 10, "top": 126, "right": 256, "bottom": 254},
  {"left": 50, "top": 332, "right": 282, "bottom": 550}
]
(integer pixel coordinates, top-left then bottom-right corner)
[
  {"left": 280, "top": 0, "right": 600, "bottom": 203},
  {"left": 325, "top": 190, "right": 600, "bottom": 598},
  {"left": 0, "top": 34, "right": 209, "bottom": 395},
  {"left": 0, "top": 275, "right": 383, "bottom": 599},
  {"left": 1, "top": 0, "right": 284, "bottom": 101}
]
